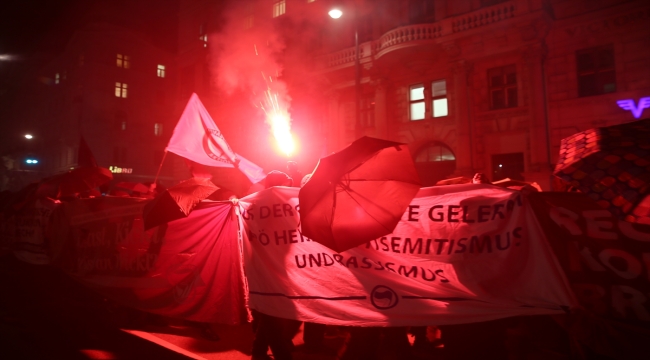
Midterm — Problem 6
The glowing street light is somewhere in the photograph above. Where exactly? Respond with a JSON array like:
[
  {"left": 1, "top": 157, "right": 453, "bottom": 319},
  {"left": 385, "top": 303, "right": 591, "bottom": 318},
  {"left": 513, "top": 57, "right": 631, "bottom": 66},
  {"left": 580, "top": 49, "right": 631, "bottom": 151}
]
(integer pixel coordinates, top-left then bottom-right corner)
[
  {"left": 24, "top": 134, "right": 33, "bottom": 139},
  {"left": 328, "top": 9, "right": 343, "bottom": 19}
]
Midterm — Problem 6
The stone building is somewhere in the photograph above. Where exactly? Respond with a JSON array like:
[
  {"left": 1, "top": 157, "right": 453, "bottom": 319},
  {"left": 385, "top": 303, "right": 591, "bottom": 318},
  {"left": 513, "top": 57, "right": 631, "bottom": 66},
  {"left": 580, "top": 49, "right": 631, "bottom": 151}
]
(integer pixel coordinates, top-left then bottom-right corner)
[
  {"left": 178, "top": 0, "right": 649, "bottom": 189},
  {"left": 1, "top": 1, "right": 180, "bottom": 189},
  {"left": 312, "top": 0, "right": 650, "bottom": 188}
]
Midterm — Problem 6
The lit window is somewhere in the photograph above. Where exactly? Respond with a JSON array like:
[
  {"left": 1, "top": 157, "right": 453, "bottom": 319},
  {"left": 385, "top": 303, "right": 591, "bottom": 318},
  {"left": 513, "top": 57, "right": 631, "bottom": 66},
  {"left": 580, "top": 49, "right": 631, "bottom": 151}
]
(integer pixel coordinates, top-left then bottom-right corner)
[
  {"left": 199, "top": 34, "right": 208, "bottom": 47},
  {"left": 199, "top": 24, "right": 208, "bottom": 48},
  {"left": 431, "top": 79, "right": 448, "bottom": 117},
  {"left": 244, "top": 15, "right": 254, "bottom": 29},
  {"left": 577, "top": 45, "right": 616, "bottom": 97},
  {"left": 273, "top": 0, "right": 286, "bottom": 18},
  {"left": 117, "top": 54, "right": 130, "bottom": 69},
  {"left": 157, "top": 64, "right": 166, "bottom": 78},
  {"left": 488, "top": 65, "right": 517, "bottom": 109},
  {"left": 115, "top": 82, "right": 128, "bottom": 98},
  {"left": 55, "top": 73, "right": 60, "bottom": 84},
  {"left": 154, "top": 123, "right": 163, "bottom": 136},
  {"left": 409, "top": 84, "right": 425, "bottom": 120}
]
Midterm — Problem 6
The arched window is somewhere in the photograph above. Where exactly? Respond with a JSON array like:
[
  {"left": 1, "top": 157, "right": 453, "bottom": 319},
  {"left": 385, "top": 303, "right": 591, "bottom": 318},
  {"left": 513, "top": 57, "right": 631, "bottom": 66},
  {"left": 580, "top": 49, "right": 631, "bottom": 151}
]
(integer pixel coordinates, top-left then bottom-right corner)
[
  {"left": 415, "top": 142, "right": 456, "bottom": 162},
  {"left": 413, "top": 142, "right": 457, "bottom": 186}
]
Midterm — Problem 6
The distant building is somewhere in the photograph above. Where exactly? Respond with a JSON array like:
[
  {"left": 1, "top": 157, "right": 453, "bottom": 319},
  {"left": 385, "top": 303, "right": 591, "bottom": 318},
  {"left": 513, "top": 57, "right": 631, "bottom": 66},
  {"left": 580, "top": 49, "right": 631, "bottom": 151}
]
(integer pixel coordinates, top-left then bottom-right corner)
[{"left": 2, "top": 1, "right": 182, "bottom": 190}]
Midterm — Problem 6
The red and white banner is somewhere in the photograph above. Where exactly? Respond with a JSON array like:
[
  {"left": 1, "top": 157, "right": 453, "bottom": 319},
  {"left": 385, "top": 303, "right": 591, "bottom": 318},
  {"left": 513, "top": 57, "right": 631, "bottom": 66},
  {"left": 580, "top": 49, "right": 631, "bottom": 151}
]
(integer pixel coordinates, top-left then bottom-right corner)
[
  {"left": 9, "top": 197, "right": 59, "bottom": 265},
  {"left": 166, "top": 93, "right": 266, "bottom": 184},
  {"left": 239, "top": 185, "right": 577, "bottom": 326},
  {"left": 47, "top": 197, "right": 247, "bottom": 324},
  {"left": 529, "top": 193, "right": 650, "bottom": 323}
]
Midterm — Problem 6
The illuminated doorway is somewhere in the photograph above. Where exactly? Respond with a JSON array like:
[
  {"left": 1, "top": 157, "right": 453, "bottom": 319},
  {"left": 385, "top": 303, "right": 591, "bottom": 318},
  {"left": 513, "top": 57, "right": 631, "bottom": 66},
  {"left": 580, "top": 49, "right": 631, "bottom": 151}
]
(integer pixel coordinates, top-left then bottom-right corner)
[
  {"left": 491, "top": 152, "right": 524, "bottom": 181},
  {"left": 413, "top": 142, "right": 456, "bottom": 186}
]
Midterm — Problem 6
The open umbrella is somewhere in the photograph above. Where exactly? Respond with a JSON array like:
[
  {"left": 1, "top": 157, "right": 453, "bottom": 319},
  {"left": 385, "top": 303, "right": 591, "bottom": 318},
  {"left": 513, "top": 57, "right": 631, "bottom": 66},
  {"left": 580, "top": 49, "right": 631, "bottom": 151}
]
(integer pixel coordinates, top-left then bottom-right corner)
[
  {"left": 554, "top": 118, "right": 650, "bottom": 223},
  {"left": 142, "top": 177, "right": 219, "bottom": 230},
  {"left": 36, "top": 167, "right": 113, "bottom": 199},
  {"left": 299, "top": 136, "right": 421, "bottom": 253}
]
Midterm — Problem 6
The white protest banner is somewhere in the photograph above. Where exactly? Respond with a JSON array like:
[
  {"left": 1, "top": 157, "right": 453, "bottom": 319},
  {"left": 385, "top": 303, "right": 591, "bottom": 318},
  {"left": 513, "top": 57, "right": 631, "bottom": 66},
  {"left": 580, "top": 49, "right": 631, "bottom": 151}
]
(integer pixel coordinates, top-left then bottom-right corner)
[
  {"left": 12, "top": 198, "right": 59, "bottom": 265},
  {"left": 239, "top": 185, "right": 577, "bottom": 326}
]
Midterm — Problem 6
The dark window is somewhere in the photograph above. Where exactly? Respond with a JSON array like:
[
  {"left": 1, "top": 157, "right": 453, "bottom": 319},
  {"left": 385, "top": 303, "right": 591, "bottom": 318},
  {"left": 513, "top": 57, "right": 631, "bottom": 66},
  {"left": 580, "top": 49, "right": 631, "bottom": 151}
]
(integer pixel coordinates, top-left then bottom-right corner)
[
  {"left": 577, "top": 45, "right": 616, "bottom": 97},
  {"left": 155, "top": 90, "right": 166, "bottom": 106},
  {"left": 360, "top": 95, "right": 375, "bottom": 128},
  {"left": 488, "top": 65, "right": 517, "bottom": 110},
  {"left": 409, "top": 0, "right": 436, "bottom": 24},
  {"left": 492, "top": 152, "right": 524, "bottom": 181},
  {"left": 180, "top": 65, "right": 195, "bottom": 97},
  {"left": 115, "top": 111, "right": 127, "bottom": 131},
  {"left": 113, "top": 147, "right": 127, "bottom": 163}
]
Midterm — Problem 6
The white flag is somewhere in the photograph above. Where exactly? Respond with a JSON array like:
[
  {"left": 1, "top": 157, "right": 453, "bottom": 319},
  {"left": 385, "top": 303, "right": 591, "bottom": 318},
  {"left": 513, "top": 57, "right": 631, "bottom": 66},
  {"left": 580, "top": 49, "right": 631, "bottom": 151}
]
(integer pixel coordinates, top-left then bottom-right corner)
[{"left": 166, "top": 93, "right": 266, "bottom": 184}]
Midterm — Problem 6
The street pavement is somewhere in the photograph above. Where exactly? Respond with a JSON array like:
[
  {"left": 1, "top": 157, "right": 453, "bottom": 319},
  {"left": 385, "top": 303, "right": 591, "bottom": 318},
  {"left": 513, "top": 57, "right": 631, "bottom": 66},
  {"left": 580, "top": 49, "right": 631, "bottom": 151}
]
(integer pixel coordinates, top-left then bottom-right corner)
[
  {"left": 1, "top": 253, "right": 440, "bottom": 359},
  {"left": 0, "top": 253, "right": 346, "bottom": 359}
]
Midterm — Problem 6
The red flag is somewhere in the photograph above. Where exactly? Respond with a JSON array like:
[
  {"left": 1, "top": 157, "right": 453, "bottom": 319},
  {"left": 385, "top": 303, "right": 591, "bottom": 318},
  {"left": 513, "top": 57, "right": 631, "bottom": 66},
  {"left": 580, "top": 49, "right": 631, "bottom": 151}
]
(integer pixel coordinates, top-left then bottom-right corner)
[
  {"left": 166, "top": 94, "right": 266, "bottom": 184},
  {"left": 78, "top": 136, "right": 98, "bottom": 167}
]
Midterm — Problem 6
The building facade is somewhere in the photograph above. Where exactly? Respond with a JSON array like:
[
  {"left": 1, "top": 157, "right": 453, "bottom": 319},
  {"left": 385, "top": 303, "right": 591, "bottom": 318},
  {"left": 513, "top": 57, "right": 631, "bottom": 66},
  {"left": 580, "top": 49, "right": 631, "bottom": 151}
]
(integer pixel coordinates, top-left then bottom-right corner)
[
  {"left": 1, "top": 1, "right": 181, "bottom": 190},
  {"left": 312, "top": 0, "right": 650, "bottom": 188},
  {"left": 3, "top": 0, "right": 648, "bottom": 193},
  {"left": 172, "top": 0, "right": 650, "bottom": 189}
]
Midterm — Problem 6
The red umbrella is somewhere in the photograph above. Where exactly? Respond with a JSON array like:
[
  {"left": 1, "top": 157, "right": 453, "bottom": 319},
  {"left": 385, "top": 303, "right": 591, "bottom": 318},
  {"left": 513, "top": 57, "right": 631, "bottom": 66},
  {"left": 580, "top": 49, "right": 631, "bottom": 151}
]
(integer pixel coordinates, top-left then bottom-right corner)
[
  {"left": 36, "top": 167, "right": 113, "bottom": 199},
  {"left": 142, "top": 177, "right": 219, "bottom": 230},
  {"left": 554, "top": 118, "right": 650, "bottom": 223},
  {"left": 299, "top": 136, "right": 421, "bottom": 253}
]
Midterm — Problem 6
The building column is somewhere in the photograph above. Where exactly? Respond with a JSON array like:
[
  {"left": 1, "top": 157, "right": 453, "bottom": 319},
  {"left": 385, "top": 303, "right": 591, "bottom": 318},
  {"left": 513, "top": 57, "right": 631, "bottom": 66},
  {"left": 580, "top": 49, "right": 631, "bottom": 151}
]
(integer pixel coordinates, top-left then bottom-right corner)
[
  {"left": 373, "top": 78, "right": 389, "bottom": 140},
  {"left": 325, "top": 91, "right": 344, "bottom": 153},
  {"left": 522, "top": 43, "right": 553, "bottom": 189},
  {"left": 451, "top": 60, "right": 475, "bottom": 177}
]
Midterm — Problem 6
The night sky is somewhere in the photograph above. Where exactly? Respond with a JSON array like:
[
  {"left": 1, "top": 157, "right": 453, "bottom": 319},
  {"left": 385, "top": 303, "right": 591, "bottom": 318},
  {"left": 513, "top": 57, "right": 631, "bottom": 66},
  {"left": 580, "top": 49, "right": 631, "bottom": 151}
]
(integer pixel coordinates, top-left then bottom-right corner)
[{"left": 0, "top": 0, "right": 80, "bottom": 54}]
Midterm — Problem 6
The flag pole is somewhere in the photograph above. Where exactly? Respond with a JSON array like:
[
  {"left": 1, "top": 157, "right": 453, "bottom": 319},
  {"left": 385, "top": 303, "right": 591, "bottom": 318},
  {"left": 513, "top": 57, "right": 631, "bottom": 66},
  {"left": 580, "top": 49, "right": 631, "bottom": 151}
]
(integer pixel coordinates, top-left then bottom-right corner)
[{"left": 151, "top": 150, "right": 168, "bottom": 193}]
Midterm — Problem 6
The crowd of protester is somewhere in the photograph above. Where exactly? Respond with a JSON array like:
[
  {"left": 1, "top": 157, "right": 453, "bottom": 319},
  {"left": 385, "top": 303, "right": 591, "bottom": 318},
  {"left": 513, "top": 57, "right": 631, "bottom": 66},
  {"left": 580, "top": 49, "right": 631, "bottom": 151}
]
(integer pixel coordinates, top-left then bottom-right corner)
[{"left": 0, "top": 164, "right": 586, "bottom": 360}]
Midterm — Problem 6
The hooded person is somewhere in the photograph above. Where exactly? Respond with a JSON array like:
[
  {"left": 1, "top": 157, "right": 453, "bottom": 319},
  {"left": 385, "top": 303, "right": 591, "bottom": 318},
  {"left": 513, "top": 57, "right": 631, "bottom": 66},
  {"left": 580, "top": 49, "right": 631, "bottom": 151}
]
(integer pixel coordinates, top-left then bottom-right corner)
[{"left": 250, "top": 170, "right": 296, "bottom": 360}]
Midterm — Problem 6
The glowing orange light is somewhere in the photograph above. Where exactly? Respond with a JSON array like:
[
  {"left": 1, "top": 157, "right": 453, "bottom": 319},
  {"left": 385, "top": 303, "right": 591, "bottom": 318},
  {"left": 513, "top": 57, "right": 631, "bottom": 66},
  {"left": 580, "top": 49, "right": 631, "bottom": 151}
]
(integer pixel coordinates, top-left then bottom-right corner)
[
  {"left": 270, "top": 113, "right": 295, "bottom": 156},
  {"left": 259, "top": 82, "right": 295, "bottom": 157}
]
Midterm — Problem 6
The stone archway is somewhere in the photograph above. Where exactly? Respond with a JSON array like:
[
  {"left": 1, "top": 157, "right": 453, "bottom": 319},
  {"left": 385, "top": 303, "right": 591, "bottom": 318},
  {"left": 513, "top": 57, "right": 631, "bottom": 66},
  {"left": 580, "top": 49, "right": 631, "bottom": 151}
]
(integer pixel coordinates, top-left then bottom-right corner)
[{"left": 413, "top": 141, "right": 457, "bottom": 186}]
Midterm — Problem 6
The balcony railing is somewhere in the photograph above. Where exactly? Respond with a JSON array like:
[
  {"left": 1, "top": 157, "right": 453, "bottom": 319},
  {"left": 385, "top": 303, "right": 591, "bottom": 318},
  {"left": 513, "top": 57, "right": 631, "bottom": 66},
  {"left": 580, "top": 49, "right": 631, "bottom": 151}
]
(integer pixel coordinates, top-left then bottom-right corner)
[
  {"left": 451, "top": 3, "right": 515, "bottom": 33},
  {"left": 374, "top": 23, "right": 443, "bottom": 53},
  {"left": 320, "top": 1, "right": 517, "bottom": 70}
]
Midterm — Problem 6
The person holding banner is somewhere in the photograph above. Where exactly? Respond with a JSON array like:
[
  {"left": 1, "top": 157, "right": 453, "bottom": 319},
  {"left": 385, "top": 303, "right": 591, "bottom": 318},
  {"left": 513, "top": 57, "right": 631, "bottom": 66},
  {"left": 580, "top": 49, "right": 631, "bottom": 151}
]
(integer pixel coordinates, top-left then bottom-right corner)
[{"left": 251, "top": 170, "right": 296, "bottom": 360}]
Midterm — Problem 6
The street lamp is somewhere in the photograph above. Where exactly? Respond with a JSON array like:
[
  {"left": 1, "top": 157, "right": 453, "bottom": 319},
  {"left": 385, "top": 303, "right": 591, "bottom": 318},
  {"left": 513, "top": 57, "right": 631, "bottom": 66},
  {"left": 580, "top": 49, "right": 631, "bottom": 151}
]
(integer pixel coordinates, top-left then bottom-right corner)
[
  {"left": 24, "top": 134, "right": 33, "bottom": 139},
  {"left": 329, "top": 5, "right": 361, "bottom": 139}
]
